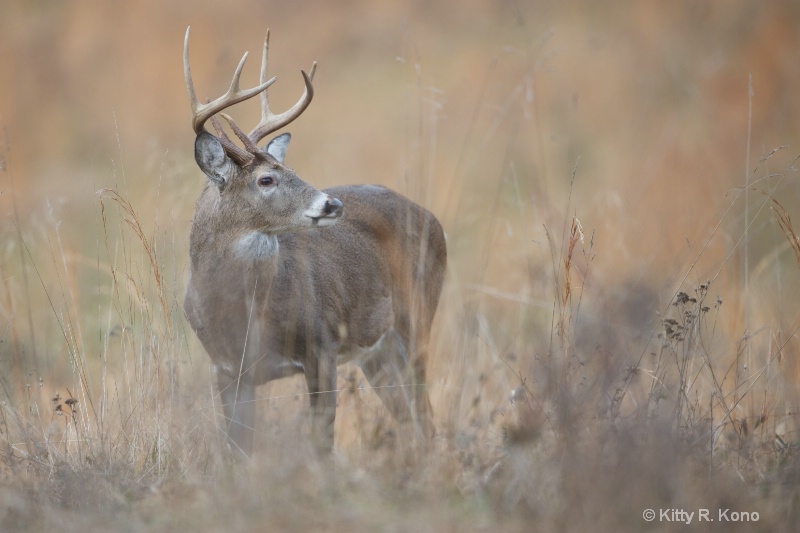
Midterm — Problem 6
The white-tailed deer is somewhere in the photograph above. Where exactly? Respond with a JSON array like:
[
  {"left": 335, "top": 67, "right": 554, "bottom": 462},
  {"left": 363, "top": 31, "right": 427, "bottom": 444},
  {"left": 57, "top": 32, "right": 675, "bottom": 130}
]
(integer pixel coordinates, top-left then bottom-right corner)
[{"left": 182, "top": 28, "right": 446, "bottom": 457}]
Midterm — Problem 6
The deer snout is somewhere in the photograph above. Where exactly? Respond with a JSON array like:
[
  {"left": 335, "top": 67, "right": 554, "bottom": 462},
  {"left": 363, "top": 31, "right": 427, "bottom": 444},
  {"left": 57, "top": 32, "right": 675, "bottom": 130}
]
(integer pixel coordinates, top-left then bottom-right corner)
[
  {"left": 324, "top": 197, "right": 343, "bottom": 218},
  {"left": 306, "top": 194, "right": 343, "bottom": 227}
]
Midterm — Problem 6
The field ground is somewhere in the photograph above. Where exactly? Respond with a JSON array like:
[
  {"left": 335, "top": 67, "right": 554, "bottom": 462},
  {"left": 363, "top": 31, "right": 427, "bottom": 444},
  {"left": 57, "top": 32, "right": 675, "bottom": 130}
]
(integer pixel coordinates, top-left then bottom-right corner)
[{"left": 2, "top": 1, "right": 800, "bottom": 531}]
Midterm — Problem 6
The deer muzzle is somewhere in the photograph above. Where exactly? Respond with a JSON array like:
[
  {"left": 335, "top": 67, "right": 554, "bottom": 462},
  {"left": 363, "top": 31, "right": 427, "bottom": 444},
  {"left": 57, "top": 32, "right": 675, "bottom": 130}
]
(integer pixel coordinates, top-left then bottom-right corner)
[{"left": 308, "top": 195, "right": 343, "bottom": 226}]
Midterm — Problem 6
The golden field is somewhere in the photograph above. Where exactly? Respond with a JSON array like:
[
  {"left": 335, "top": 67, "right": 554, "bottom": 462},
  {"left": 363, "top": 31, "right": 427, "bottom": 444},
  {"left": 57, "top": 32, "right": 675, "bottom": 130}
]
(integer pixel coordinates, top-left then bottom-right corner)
[{"left": 1, "top": 1, "right": 800, "bottom": 530}]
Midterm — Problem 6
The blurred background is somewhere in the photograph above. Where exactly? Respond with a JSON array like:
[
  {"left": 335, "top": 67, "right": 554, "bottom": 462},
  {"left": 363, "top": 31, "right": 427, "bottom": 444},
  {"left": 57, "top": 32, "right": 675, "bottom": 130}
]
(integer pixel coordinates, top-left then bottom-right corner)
[{"left": 2, "top": 0, "right": 800, "bottom": 459}]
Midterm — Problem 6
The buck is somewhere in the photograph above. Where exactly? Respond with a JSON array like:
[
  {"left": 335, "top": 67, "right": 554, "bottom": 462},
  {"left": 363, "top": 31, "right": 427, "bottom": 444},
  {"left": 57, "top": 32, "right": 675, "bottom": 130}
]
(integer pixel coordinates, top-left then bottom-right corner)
[{"left": 182, "top": 28, "right": 446, "bottom": 457}]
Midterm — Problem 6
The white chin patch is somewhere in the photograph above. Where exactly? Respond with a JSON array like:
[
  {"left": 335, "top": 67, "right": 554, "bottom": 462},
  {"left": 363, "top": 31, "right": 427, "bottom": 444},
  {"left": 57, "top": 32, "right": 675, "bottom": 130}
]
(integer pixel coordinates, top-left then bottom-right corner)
[{"left": 312, "top": 217, "right": 338, "bottom": 228}]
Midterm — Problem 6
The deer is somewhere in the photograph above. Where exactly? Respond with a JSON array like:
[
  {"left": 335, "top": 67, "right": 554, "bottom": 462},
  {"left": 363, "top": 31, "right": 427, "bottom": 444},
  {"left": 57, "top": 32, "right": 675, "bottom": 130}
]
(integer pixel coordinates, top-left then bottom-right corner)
[{"left": 181, "top": 27, "right": 447, "bottom": 458}]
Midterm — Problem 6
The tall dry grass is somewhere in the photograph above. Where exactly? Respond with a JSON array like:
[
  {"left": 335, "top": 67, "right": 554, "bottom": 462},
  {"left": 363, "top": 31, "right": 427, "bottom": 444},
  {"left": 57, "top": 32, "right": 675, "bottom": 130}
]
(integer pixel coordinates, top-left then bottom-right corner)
[{"left": 2, "top": 141, "right": 799, "bottom": 531}]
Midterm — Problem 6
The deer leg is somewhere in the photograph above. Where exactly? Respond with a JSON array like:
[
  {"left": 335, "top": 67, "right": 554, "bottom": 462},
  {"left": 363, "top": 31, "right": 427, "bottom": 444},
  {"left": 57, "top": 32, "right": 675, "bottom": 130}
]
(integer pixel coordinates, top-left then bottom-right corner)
[
  {"left": 304, "top": 354, "right": 337, "bottom": 453},
  {"left": 409, "top": 342, "right": 435, "bottom": 441},
  {"left": 216, "top": 366, "right": 256, "bottom": 458},
  {"left": 358, "top": 327, "right": 434, "bottom": 443}
]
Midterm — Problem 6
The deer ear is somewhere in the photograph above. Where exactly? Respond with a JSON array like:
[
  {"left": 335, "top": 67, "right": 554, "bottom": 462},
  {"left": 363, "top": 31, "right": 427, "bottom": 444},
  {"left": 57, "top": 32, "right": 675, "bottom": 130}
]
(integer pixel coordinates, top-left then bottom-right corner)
[
  {"left": 264, "top": 133, "right": 291, "bottom": 163},
  {"left": 195, "top": 132, "right": 233, "bottom": 189}
]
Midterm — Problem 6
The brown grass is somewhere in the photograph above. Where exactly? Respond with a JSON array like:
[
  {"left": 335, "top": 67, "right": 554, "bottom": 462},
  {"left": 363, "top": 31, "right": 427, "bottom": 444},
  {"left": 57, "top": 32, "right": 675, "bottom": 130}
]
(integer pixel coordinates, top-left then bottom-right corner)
[{"left": 2, "top": 1, "right": 800, "bottom": 531}]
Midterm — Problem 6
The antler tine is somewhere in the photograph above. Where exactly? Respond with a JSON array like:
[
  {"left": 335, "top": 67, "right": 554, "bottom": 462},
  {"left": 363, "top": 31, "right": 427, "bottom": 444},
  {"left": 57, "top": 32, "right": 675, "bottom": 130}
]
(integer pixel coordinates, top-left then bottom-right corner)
[
  {"left": 209, "top": 115, "right": 252, "bottom": 164},
  {"left": 257, "top": 30, "right": 273, "bottom": 123},
  {"left": 220, "top": 113, "right": 260, "bottom": 154},
  {"left": 248, "top": 29, "right": 317, "bottom": 145},
  {"left": 184, "top": 26, "right": 278, "bottom": 135}
]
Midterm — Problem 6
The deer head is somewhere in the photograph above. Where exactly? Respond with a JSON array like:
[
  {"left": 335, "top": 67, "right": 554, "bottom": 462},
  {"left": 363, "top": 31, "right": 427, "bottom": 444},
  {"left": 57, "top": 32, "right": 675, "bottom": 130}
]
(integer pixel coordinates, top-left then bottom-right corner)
[{"left": 183, "top": 27, "right": 341, "bottom": 239}]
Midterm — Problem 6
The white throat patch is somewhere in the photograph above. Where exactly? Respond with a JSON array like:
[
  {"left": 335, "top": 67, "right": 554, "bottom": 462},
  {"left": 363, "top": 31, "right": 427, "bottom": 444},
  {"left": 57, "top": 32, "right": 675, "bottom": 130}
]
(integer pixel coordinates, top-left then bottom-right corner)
[{"left": 235, "top": 231, "right": 279, "bottom": 260}]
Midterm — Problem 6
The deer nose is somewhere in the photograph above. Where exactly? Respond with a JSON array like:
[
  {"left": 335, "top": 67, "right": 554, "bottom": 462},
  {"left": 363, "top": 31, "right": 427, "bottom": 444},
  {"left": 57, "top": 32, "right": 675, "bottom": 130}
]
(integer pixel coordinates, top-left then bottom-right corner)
[{"left": 324, "top": 197, "right": 343, "bottom": 218}]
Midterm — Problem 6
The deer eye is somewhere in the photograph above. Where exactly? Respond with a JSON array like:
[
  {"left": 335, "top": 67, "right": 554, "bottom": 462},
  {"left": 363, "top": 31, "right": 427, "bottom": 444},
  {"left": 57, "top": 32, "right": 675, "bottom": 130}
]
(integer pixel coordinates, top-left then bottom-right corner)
[{"left": 257, "top": 176, "right": 276, "bottom": 187}]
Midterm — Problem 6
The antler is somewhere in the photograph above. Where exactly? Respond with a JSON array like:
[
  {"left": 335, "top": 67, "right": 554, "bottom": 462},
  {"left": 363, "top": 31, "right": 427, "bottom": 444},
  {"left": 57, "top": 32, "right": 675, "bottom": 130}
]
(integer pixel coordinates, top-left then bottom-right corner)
[
  {"left": 183, "top": 26, "right": 317, "bottom": 162},
  {"left": 184, "top": 27, "right": 276, "bottom": 136},
  {"left": 249, "top": 30, "right": 317, "bottom": 144}
]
